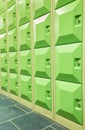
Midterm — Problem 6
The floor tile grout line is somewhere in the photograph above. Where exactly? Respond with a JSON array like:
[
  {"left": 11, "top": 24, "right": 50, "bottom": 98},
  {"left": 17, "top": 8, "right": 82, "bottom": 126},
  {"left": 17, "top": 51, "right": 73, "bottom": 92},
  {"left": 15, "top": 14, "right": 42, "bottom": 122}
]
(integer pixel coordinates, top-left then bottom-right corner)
[
  {"left": 10, "top": 120, "right": 21, "bottom": 130},
  {"left": 15, "top": 104, "right": 33, "bottom": 113},
  {"left": 0, "top": 112, "right": 32, "bottom": 125},
  {"left": 0, "top": 104, "right": 16, "bottom": 110},
  {"left": 9, "top": 111, "right": 33, "bottom": 121}
]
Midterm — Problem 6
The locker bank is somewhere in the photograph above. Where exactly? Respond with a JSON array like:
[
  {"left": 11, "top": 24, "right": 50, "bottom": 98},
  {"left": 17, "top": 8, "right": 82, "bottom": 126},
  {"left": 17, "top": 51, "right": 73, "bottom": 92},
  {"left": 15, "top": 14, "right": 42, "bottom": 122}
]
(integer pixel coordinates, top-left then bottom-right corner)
[{"left": 0, "top": 0, "right": 85, "bottom": 130}]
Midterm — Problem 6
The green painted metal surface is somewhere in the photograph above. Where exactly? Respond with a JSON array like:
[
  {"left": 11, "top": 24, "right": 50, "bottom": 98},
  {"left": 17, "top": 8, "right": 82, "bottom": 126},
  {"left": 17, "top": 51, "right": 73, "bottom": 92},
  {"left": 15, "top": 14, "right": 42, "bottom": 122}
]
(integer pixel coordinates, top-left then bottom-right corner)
[
  {"left": 34, "top": 14, "right": 51, "bottom": 48},
  {"left": 34, "top": 47, "right": 51, "bottom": 79},
  {"left": 9, "top": 52, "right": 18, "bottom": 73},
  {"left": 18, "top": 0, "right": 30, "bottom": 25},
  {"left": 35, "top": 77, "right": 52, "bottom": 110},
  {"left": 10, "top": 73, "right": 18, "bottom": 96},
  {"left": 56, "top": 80, "right": 83, "bottom": 125},
  {"left": 8, "top": 29, "right": 17, "bottom": 52},
  {"left": 20, "top": 50, "right": 31, "bottom": 76},
  {"left": 19, "top": 23, "right": 31, "bottom": 51},
  {"left": 20, "top": 75, "right": 32, "bottom": 101},
  {"left": 1, "top": 72, "right": 8, "bottom": 91},
  {"left": 33, "top": 0, "right": 50, "bottom": 19}
]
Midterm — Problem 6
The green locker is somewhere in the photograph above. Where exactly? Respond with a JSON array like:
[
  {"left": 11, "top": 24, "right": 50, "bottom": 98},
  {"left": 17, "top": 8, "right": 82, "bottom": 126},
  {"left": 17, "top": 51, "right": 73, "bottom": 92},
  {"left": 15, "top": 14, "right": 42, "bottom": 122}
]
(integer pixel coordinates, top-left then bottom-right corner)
[
  {"left": 10, "top": 73, "right": 18, "bottom": 96},
  {"left": 55, "top": 0, "right": 75, "bottom": 9},
  {"left": 7, "top": 0, "right": 16, "bottom": 8},
  {"left": 20, "top": 75, "right": 32, "bottom": 101},
  {"left": 56, "top": 80, "right": 83, "bottom": 125},
  {"left": 0, "top": 33, "right": 7, "bottom": 53},
  {"left": 18, "top": 0, "right": 30, "bottom": 26},
  {"left": 1, "top": 72, "right": 8, "bottom": 91},
  {"left": 35, "top": 77, "right": 52, "bottom": 110},
  {"left": 55, "top": 0, "right": 82, "bottom": 45},
  {"left": 19, "top": 23, "right": 31, "bottom": 51},
  {"left": 1, "top": 53, "right": 8, "bottom": 72},
  {"left": 20, "top": 50, "right": 31, "bottom": 76},
  {"left": 0, "top": 12, "right": 6, "bottom": 34},
  {"left": 34, "top": 14, "right": 51, "bottom": 48},
  {"left": 33, "top": 0, "right": 50, "bottom": 19},
  {"left": 9, "top": 52, "right": 18, "bottom": 73},
  {"left": 56, "top": 43, "right": 82, "bottom": 83},
  {"left": 8, "top": 29, "right": 17, "bottom": 52},
  {"left": 34, "top": 47, "right": 51, "bottom": 79},
  {"left": 0, "top": 0, "right": 6, "bottom": 14},
  {"left": 8, "top": 4, "right": 16, "bottom": 31}
]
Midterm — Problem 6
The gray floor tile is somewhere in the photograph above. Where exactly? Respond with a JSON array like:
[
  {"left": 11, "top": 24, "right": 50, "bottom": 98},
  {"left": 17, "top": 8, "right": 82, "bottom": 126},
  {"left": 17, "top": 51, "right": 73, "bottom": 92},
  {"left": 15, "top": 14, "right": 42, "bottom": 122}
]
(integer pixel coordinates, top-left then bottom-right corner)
[
  {"left": 12, "top": 112, "right": 53, "bottom": 130},
  {"left": 16, "top": 103, "right": 32, "bottom": 113},
  {"left": 0, "top": 105, "right": 26, "bottom": 123},
  {"left": 51, "top": 123, "right": 69, "bottom": 130},
  {"left": 0, "top": 121, "right": 18, "bottom": 130},
  {"left": 0, "top": 99, "right": 16, "bottom": 109}
]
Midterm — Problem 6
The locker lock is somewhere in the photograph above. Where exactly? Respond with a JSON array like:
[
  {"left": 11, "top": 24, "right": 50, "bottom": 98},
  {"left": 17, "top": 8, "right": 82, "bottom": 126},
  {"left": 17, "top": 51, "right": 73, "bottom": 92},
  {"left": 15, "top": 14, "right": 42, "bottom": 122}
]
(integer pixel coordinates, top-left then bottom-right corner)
[
  {"left": 28, "top": 85, "right": 31, "bottom": 93},
  {"left": 15, "top": 59, "right": 18, "bottom": 65},
  {"left": 13, "top": 12, "right": 16, "bottom": 19},
  {"left": 46, "top": 58, "right": 51, "bottom": 67},
  {"left": 14, "top": 36, "right": 17, "bottom": 43},
  {"left": 45, "top": 25, "right": 50, "bottom": 34},
  {"left": 75, "top": 99, "right": 81, "bottom": 110},
  {"left": 75, "top": 14, "right": 81, "bottom": 25},
  {"left": 5, "top": 79, "right": 8, "bottom": 85},
  {"left": 27, "top": 32, "right": 31, "bottom": 39},
  {"left": 46, "top": 90, "right": 51, "bottom": 100},
  {"left": 4, "top": 39, "right": 6, "bottom": 44},
  {"left": 28, "top": 59, "right": 31, "bottom": 66},
  {"left": 5, "top": 59, "right": 7, "bottom": 64},
  {"left": 26, "top": 2, "right": 30, "bottom": 9},
  {"left": 74, "top": 58, "right": 81, "bottom": 69},
  {"left": 3, "top": 18, "right": 6, "bottom": 24}
]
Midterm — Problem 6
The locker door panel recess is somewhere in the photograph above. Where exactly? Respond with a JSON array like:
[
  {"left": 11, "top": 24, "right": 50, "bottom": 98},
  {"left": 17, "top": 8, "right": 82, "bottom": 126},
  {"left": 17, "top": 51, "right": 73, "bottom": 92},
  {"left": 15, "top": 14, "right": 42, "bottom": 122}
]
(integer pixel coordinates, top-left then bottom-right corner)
[{"left": 0, "top": 0, "right": 84, "bottom": 130}]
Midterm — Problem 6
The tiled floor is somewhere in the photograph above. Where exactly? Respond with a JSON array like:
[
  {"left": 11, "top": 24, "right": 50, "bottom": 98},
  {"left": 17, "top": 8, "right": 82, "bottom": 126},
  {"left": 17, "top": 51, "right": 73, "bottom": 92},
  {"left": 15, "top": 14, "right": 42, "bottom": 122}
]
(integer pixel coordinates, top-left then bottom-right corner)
[{"left": 0, "top": 94, "right": 69, "bottom": 130}]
